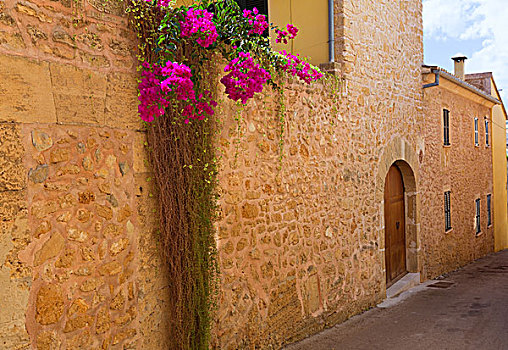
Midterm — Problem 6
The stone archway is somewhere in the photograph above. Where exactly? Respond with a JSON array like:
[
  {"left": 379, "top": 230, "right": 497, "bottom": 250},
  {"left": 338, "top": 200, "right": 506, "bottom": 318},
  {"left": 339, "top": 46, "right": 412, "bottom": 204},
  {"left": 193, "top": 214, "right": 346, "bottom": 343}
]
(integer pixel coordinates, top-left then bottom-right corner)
[{"left": 376, "top": 137, "right": 421, "bottom": 292}]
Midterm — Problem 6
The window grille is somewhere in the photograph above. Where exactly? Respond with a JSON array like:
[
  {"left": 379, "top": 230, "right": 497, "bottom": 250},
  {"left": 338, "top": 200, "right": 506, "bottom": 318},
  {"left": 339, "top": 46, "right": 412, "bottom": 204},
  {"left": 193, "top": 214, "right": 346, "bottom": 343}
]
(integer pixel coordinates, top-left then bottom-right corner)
[
  {"left": 487, "top": 194, "right": 492, "bottom": 226},
  {"left": 475, "top": 198, "right": 481, "bottom": 234},
  {"left": 443, "top": 109, "right": 450, "bottom": 146},
  {"left": 444, "top": 191, "right": 452, "bottom": 231},
  {"left": 474, "top": 118, "right": 479, "bottom": 146}
]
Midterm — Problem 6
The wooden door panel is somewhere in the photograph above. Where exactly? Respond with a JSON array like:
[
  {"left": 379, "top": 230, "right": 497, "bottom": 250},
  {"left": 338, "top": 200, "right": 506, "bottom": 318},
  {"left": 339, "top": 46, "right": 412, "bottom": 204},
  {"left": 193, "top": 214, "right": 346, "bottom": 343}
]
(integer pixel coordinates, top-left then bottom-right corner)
[{"left": 384, "top": 165, "right": 406, "bottom": 286}]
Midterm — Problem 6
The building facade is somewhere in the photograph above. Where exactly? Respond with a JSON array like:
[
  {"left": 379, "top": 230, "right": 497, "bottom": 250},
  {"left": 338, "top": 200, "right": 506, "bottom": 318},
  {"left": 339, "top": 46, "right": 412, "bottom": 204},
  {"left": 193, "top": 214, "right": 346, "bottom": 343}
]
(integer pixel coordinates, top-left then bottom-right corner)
[
  {"left": 465, "top": 72, "right": 508, "bottom": 252},
  {"left": 214, "top": 0, "right": 424, "bottom": 347},
  {"left": 420, "top": 65, "right": 497, "bottom": 279}
]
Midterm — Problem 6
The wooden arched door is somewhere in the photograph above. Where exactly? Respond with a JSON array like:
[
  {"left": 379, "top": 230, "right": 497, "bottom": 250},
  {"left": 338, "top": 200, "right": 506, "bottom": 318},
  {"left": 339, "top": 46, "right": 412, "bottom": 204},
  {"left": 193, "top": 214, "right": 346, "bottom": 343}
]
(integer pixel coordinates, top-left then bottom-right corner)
[{"left": 384, "top": 165, "right": 407, "bottom": 287}]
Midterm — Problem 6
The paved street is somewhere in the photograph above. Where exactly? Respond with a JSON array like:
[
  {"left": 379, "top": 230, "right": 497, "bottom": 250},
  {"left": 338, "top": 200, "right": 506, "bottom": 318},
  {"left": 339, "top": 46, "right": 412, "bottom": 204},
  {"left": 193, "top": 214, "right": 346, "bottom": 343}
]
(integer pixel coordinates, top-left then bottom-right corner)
[{"left": 287, "top": 250, "right": 508, "bottom": 350}]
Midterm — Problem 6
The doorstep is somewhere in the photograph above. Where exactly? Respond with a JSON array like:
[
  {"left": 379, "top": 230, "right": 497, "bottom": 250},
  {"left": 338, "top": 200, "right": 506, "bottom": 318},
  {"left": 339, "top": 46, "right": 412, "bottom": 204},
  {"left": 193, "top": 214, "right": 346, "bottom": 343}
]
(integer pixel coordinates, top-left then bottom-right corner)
[
  {"left": 386, "top": 272, "right": 421, "bottom": 298},
  {"left": 377, "top": 272, "right": 431, "bottom": 309}
]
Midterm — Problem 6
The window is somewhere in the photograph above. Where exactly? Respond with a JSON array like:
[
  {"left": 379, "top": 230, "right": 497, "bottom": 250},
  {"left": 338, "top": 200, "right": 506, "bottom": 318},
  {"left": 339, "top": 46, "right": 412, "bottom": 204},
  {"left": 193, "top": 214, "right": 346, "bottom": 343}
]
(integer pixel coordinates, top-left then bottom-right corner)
[
  {"left": 474, "top": 117, "right": 479, "bottom": 146},
  {"left": 487, "top": 194, "right": 492, "bottom": 226},
  {"left": 444, "top": 191, "right": 452, "bottom": 231},
  {"left": 236, "top": 0, "right": 268, "bottom": 16},
  {"left": 443, "top": 109, "right": 450, "bottom": 146},
  {"left": 475, "top": 198, "right": 481, "bottom": 234},
  {"left": 485, "top": 118, "right": 490, "bottom": 147}
]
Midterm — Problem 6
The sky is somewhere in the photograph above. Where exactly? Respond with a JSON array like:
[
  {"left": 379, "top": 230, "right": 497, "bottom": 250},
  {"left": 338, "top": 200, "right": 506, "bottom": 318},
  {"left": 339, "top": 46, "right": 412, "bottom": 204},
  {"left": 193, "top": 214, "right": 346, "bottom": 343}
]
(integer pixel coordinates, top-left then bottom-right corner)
[{"left": 423, "top": 0, "right": 508, "bottom": 102}]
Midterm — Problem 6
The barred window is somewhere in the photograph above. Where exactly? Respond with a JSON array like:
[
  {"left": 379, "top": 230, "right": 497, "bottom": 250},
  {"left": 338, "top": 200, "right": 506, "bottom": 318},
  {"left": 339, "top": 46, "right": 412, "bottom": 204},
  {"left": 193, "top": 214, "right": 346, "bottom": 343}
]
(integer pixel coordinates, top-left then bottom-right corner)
[
  {"left": 443, "top": 109, "right": 450, "bottom": 146},
  {"left": 475, "top": 198, "right": 481, "bottom": 234},
  {"left": 444, "top": 191, "right": 452, "bottom": 231},
  {"left": 474, "top": 117, "right": 479, "bottom": 146},
  {"left": 487, "top": 194, "right": 492, "bottom": 226},
  {"left": 485, "top": 118, "right": 490, "bottom": 147}
]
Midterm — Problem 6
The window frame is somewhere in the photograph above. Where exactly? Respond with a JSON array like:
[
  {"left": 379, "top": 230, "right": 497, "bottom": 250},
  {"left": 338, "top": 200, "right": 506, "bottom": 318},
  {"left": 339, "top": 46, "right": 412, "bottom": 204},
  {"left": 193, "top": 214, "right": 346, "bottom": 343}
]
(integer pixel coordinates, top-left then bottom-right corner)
[
  {"left": 475, "top": 198, "right": 481, "bottom": 235},
  {"left": 485, "top": 118, "right": 490, "bottom": 147},
  {"left": 444, "top": 191, "right": 452, "bottom": 231},
  {"left": 236, "top": 0, "right": 269, "bottom": 15},
  {"left": 487, "top": 194, "right": 492, "bottom": 227},
  {"left": 474, "top": 117, "right": 479, "bottom": 147},
  {"left": 443, "top": 109, "right": 450, "bottom": 146}
]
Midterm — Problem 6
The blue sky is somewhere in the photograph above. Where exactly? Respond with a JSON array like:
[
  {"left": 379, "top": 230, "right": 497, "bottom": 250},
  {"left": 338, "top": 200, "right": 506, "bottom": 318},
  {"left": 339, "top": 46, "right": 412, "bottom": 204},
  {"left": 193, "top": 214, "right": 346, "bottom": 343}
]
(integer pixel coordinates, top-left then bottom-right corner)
[{"left": 423, "top": 0, "right": 508, "bottom": 101}]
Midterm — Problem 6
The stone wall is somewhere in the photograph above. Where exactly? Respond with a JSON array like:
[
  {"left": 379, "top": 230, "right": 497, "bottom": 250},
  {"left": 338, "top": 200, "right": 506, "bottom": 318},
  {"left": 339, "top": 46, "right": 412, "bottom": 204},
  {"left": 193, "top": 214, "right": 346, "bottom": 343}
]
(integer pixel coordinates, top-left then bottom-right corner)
[
  {"left": 0, "top": 0, "right": 171, "bottom": 348},
  {"left": 420, "top": 81, "right": 494, "bottom": 280},
  {"left": 214, "top": 0, "right": 424, "bottom": 347}
]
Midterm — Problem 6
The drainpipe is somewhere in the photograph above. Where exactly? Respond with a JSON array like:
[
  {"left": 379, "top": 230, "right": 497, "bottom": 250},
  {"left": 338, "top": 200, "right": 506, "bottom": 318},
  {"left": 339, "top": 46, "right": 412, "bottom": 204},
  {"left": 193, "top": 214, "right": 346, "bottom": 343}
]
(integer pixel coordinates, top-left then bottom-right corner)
[
  {"left": 423, "top": 69, "right": 440, "bottom": 89},
  {"left": 328, "top": 0, "right": 334, "bottom": 62}
]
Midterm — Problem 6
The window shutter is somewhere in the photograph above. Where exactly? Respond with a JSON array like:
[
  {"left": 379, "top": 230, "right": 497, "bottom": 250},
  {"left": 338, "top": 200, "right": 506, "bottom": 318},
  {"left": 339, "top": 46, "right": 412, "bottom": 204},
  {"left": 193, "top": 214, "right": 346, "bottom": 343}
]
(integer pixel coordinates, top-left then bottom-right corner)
[
  {"left": 444, "top": 191, "right": 451, "bottom": 231},
  {"left": 485, "top": 119, "right": 489, "bottom": 146},
  {"left": 443, "top": 109, "right": 450, "bottom": 146},
  {"left": 474, "top": 118, "right": 479, "bottom": 146},
  {"left": 237, "top": 0, "right": 268, "bottom": 16},
  {"left": 475, "top": 199, "right": 481, "bottom": 234},
  {"left": 487, "top": 194, "right": 492, "bottom": 226}
]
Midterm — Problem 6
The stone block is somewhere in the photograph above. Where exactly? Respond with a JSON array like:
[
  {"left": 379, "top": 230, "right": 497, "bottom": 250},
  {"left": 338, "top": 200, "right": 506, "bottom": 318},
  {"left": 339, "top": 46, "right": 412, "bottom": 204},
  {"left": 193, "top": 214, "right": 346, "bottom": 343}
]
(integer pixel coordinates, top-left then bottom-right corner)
[
  {"left": 49, "top": 62, "right": 106, "bottom": 97},
  {"left": 31, "top": 129, "right": 53, "bottom": 152},
  {"left": 0, "top": 54, "right": 56, "bottom": 123},
  {"left": 0, "top": 191, "right": 26, "bottom": 221},
  {"left": 36, "top": 331, "right": 61, "bottom": 350},
  {"left": 105, "top": 73, "right": 142, "bottom": 130},
  {"left": 0, "top": 123, "right": 25, "bottom": 190},
  {"left": 35, "top": 284, "right": 65, "bottom": 325},
  {"left": 34, "top": 232, "right": 65, "bottom": 265},
  {"left": 53, "top": 93, "right": 106, "bottom": 125},
  {"left": 0, "top": 31, "right": 26, "bottom": 50},
  {"left": 95, "top": 203, "right": 113, "bottom": 220}
]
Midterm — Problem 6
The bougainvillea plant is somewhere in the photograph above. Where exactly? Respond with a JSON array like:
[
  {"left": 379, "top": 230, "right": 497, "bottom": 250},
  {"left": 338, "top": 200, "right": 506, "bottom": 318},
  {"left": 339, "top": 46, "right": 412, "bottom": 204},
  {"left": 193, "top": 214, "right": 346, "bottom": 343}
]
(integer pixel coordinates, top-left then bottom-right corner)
[
  {"left": 129, "top": 0, "right": 324, "bottom": 348},
  {"left": 138, "top": 0, "right": 323, "bottom": 124}
]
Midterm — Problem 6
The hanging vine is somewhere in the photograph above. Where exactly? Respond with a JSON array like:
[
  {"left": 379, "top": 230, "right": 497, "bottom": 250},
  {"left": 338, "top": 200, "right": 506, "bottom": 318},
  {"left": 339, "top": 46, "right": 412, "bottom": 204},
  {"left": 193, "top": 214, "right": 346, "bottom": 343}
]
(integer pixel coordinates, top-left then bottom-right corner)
[{"left": 127, "top": 0, "right": 324, "bottom": 348}]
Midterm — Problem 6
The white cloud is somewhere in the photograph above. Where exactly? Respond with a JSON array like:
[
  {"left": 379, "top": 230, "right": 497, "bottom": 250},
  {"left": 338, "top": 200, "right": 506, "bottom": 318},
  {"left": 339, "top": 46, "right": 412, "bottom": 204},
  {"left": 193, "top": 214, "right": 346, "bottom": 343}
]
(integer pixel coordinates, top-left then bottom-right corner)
[{"left": 423, "top": 0, "right": 508, "bottom": 101}]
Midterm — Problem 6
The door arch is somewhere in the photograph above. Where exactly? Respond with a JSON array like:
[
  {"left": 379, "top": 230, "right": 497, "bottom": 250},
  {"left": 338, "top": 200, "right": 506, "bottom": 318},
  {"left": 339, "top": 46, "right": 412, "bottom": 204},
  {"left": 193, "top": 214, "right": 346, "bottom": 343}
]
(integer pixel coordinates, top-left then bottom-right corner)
[{"left": 384, "top": 164, "right": 407, "bottom": 286}]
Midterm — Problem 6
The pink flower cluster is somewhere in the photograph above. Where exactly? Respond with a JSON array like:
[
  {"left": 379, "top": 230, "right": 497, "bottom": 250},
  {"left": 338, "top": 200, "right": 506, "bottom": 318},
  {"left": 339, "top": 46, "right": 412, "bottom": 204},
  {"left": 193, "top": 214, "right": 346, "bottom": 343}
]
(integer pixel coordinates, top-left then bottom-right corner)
[
  {"left": 138, "top": 63, "right": 170, "bottom": 123},
  {"left": 138, "top": 61, "right": 217, "bottom": 123},
  {"left": 220, "top": 52, "right": 271, "bottom": 104},
  {"left": 160, "top": 61, "right": 195, "bottom": 101},
  {"left": 180, "top": 8, "right": 218, "bottom": 48},
  {"left": 278, "top": 50, "right": 323, "bottom": 84},
  {"left": 276, "top": 24, "right": 299, "bottom": 44},
  {"left": 243, "top": 7, "right": 269, "bottom": 35},
  {"left": 157, "top": 0, "right": 172, "bottom": 7}
]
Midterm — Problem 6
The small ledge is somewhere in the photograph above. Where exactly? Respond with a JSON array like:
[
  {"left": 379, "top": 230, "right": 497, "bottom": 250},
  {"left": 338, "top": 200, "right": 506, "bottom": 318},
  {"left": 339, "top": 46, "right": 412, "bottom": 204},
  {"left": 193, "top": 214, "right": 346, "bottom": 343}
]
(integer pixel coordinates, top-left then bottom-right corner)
[
  {"left": 386, "top": 272, "right": 421, "bottom": 299},
  {"left": 319, "top": 61, "right": 341, "bottom": 76}
]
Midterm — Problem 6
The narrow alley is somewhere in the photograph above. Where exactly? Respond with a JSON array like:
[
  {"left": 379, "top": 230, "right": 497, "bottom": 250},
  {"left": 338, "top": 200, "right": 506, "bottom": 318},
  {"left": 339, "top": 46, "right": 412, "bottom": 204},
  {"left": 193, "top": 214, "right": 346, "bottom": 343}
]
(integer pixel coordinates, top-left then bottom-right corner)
[{"left": 287, "top": 250, "right": 508, "bottom": 350}]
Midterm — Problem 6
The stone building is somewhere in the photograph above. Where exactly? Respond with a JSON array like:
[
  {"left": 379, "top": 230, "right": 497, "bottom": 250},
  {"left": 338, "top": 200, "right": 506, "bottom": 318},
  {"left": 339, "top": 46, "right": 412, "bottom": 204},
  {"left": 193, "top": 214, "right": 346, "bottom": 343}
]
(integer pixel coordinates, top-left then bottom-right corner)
[
  {"left": 420, "top": 59, "right": 499, "bottom": 280},
  {"left": 0, "top": 0, "right": 505, "bottom": 349},
  {"left": 464, "top": 72, "right": 508, "bottom": 253}
]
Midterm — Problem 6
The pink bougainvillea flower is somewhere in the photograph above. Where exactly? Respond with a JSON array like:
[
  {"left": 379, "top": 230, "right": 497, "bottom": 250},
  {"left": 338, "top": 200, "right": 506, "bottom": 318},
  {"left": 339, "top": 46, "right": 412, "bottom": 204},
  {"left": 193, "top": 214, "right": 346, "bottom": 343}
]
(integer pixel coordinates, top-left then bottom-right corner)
[
  {"left": 243, "top": 7, "right": 269, "bottom": 36},
  {"left": 138, "top": 62, "right": 171, "bottom": 123},
  {"left": 277, "top": 50, "right": 323, "bottom": 84},
  {"left": 220, "top": 52, "right": 271, "bottom": 104},
  {"left": 139, "top": 61, "right": 218, "bottom": 123},
  {"left": 180, "top": 8, "right": 218, "bottom": 48},
  {"left": 276, "top": 24, "right": 299, "bottom": 44}
]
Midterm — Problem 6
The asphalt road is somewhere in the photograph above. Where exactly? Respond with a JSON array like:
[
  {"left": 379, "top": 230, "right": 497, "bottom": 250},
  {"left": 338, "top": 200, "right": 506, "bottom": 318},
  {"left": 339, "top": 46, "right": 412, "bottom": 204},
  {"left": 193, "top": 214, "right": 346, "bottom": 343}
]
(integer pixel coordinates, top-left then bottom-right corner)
[{"left": 286, "top": 250, "right": 508, "bottom": 350}]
